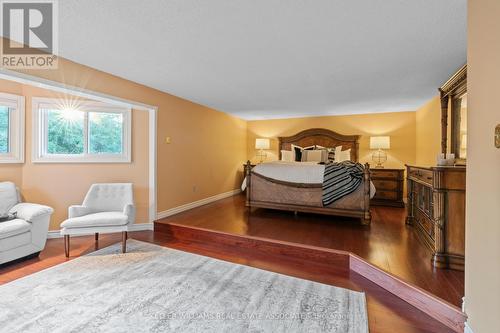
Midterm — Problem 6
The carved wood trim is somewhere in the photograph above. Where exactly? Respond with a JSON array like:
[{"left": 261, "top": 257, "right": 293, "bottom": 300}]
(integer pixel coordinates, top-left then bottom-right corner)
[
  {"left": 278, "top": 128, "right": 360, "bottom": 162},
  {"left": 433, "top": 170, "right": 446, "bottom": 255},
  {"left": 440, "top": 65, "right": 467, "bottom": 96},
  {"left": 439, "top": 64, "right": 467, "bottom": 156},
  {"left": 245, "top": 160, "right": 252, "bottom": 206},
  {"left": 362, "top": 163, "right": 372, "bottom": 225},
  {"left": 439, "top": 91, "right": 449, "bottom": 155},
  {"left": 406, "top": 176, "right": 415, "bottom": 225},
  {"left": 251, "top": 172, "right": 322, "bottom": 188}
]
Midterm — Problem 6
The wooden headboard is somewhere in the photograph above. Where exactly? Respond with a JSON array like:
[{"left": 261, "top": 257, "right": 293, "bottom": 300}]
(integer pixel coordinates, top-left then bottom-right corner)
[{"left": 278, "top": 128, "right": 360, "bottom": 162}]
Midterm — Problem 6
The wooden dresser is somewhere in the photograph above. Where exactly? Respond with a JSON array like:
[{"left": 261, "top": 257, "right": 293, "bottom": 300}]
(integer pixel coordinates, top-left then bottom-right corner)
[
  {"left": 370, "top": 169, "right": 405, "bottom": 207},
  {"left": 406, "top": 165, "right": 466, "bottom": 270}
]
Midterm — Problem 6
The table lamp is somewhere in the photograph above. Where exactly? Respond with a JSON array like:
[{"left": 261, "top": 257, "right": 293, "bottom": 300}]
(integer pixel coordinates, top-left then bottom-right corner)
[
  {"left": 255, "top": 138, "right": 270, "bottom": 163},
  {"left": 370, "top": 136, "right": 390, "bottom": 168}
]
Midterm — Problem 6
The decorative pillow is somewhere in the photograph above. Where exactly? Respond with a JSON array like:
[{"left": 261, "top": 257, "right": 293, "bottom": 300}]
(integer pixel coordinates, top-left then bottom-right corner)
[
  {"left": 0, "top": 212, "right": 17, "bottom": 223},
  {"left": 291, "top": 145, "right": 302, "bottom": 162},
  {"left": 335, "top": 148, "right": 352, "bottom": 162},
  {"left": 301, "top": 149, "right": 328, "bottom": 162},
  {"left": 280, "top": 150, "right": 294, "bottom": 162},
  {"left": 334, "top": 146, "right": 343, "bottom": 160},
  {"left": 0, "top": 182, "right": 19, "bottom": 216},
  {"left": 291, "top": 144, "right": 315, "bottom": 162},
  {"left": 315, "top": 145, "right": 342, "bottom": 162}
]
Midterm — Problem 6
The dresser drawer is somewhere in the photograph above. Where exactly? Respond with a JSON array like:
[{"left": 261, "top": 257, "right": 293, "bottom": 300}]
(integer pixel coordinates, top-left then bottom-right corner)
[
  {"left": 373, "top": 190, "right": 398, "bottom": 201},
  {"left": 371, "top": 170, "right": 400, "bottom": 179},
  {"left": 408, "top": 167, "right": 433, "bottom": 185},
  {"left": 416, "top": 210, "right": 435, "bottom": 239},
  {"left": 372, "top": 179, "right": 398, "bottom": 191},
  {"left": 370, "top": 169, "right": 404, "bottom": 207}
]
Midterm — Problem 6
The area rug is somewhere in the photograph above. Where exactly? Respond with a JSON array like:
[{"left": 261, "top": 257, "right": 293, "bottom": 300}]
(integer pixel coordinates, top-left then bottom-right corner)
[{"left": 0, "top": 240, "right": 368, "bottom": 332}]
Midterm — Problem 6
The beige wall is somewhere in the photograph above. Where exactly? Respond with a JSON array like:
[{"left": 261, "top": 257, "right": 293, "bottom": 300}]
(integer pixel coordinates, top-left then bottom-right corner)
[
  {"left": 1, "top": 41, "right": 247, "bottom": 230},
  {"left": 0, "top": 165, "right": 22, "bottom": 185},
  {"left": 466, "top": 0, "right": 500, "bottom": 331},
  {"left": 17, "top": 60, "right": 247, "bottom": 214},
  {"left": 247, "top": 111, "right": 417, "bottom": 170},
  {"left": 415, "top": 95, "right": 442, "bottom": 166},
  {"left": 0, "top": 79, "right": 150, "bottom": 229}
]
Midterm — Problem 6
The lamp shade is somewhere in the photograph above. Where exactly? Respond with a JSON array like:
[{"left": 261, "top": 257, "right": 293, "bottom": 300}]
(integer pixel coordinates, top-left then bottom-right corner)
[
  {"left": 255, "top": 138, "right": 270, "bottom": 150},
  {"left": 370, "top": 136, "right": 390, "bottom": 149}
]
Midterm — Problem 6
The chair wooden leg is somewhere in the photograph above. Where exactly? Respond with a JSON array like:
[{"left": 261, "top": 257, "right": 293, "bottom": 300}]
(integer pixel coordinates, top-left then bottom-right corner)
[
  {"left": 64, "top": 235, "right": 70, "bottom": 257},
  {"left": 95, "top": 233, "right": 99, "bottom": 241},
  {"left": 122, "top": 231, "right": 127, "bottom": 253}
]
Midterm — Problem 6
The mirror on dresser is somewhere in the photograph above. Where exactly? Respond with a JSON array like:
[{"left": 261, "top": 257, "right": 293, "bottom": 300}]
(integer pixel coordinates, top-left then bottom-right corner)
[{"left": 440, "top": 64, "right": 467, "bottom": 165}]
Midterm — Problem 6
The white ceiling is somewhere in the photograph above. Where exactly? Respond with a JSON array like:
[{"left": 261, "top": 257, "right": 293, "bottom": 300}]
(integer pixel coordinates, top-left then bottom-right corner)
[{"left": 54, "top": 0, "right": 465, "bottom": 120}]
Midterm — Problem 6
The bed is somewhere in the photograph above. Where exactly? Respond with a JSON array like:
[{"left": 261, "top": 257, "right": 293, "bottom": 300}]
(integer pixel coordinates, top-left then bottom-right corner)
[{"left": 244, "top": 128, "right": 372, "bottom": 225}]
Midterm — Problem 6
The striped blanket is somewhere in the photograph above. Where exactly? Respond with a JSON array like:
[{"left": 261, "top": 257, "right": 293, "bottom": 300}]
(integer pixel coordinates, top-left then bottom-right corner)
[{"left": 322, "top": 161, "right": 365, "bottom": 206}]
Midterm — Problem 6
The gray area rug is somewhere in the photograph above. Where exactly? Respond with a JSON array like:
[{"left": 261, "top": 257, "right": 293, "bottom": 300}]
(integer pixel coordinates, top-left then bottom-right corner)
[{"left": 0, "top": 240, "right": 368, "bottom": 333}]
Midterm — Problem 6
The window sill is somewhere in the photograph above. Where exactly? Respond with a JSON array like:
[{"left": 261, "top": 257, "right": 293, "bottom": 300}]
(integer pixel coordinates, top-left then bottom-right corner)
[
  {"left": 32, "top": 155, "right": 131, "bottom": 164},
  {"left": 0, "top": 158, "right": 24, "bottom": 164}
]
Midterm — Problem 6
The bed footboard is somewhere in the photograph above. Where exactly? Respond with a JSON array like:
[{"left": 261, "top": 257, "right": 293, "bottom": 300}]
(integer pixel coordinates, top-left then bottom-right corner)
[
  {"left": 362, "top": 163, "right": 372, "bottom": 225},
  {"left": 244, "top": 160, "right": 372, "bottom": 225}
]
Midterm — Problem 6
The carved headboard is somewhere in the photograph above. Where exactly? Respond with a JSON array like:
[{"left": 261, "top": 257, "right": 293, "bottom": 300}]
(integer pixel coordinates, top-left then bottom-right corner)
[{"left": 278, "top": 128, "right": 360, "bottom": 162}]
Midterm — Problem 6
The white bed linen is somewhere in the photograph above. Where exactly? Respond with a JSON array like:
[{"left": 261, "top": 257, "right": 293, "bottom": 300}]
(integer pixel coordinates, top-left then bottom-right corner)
[
  {"left": 255, "top": 161, "right": 324, "bottom": 183},
  {"left": 241, "top": 161, "right": 376, "bottom": 198}
]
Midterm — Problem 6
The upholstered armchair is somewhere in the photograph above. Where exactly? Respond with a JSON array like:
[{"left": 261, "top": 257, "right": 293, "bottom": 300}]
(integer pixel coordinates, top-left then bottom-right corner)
[
  {"left": 60, "top": 183, "right": 135, "bottom": 257},
  {"left": 0, "top": 181, "right": 54, "bottom": 265}
]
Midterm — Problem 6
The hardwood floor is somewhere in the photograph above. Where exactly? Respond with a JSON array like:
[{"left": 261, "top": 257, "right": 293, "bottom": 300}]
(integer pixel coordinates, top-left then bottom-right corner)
[
  {"left": 0, "top": 231, "right": 455, "bottom": 333},
  {"left": 158, "top": 194, "right": 464, "bottom": 307}
]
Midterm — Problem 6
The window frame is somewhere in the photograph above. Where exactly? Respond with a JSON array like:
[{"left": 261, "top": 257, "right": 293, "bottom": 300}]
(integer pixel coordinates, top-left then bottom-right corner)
[
  {"left": 32, "top": 97, "right": 132, "bottom": 163},
  {"left": 0, "top": 92, "right": 25, "bottom": 164}
]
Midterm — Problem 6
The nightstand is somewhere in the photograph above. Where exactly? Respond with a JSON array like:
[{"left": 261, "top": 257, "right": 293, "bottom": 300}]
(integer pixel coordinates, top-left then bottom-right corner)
[{"left": 370, "top": 168, "right": 405, "bottom": 207}]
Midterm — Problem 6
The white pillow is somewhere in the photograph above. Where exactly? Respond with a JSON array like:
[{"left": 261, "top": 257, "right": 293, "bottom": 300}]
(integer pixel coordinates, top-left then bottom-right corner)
[
  {"left": 280, "top": 150, "right": 294, "bottom": 162},
  {"left": 335, "top": 149, "right": 351, "bottom": 162},
  {"left": 335, "top": 146, "right": 343, "bottom": 156},
  {"left": 316, "top": 145, "right": 342, "bottom": 161},
  {"left": 301, "top": 149, "right": 327, "bottom": 162},
  {"left": 0, "top": 182, "right": 19, "bottom": 216}
]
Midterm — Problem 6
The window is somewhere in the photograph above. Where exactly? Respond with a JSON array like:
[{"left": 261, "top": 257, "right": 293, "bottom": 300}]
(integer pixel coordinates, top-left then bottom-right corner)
[
  {"left": 32, "top": 98, "right": 131, "bottom": 163},
  {"left": 0, "top": 106, "right": 9, "bottom": 153},
  {"left": 0, "top": 92, "right": 25, "bottom": 163}
]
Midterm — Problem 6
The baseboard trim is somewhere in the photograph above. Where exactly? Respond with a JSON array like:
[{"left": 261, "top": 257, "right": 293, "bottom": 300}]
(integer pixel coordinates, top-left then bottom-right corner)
[
  {"left": 128, "top": 223, "right": 155, "bottom": 232},
  {"left": 47, "top": 223, "right": 154, "bottom": 239},
  {"left": 464, "top": 322, "right": 473, "bottom": 333},
  {"left": 462, "top": 297, "right": 473, "bottom": 333},
  {"left": 156, "top": 189, "right": 241, "bottom": 219}
]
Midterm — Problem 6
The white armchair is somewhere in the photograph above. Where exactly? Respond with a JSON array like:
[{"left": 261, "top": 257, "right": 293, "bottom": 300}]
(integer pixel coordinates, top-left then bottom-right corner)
[
  {"left": 60, "top": 183, "right": 135, "bottom": 257},
  {"left": 0, "top": 182, "right": 54, "bottom": 265}
]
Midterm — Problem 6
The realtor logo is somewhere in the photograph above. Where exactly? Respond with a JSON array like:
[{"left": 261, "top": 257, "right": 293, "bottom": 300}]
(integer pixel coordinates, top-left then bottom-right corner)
[{"left": 1, "top": 0, "right": 58, "bottom": 69}]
